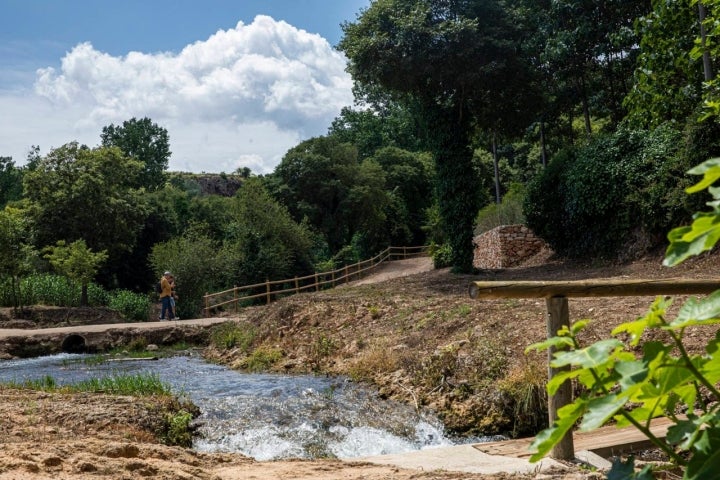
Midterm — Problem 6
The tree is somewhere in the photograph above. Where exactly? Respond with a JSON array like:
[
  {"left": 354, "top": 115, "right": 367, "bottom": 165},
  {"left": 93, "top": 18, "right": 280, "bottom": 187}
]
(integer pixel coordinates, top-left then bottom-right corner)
[
  {"left": 0, "top": 157, "right": 23, "bottom": 208},
  {"left": 22, "top": 142, "right": 149, "bottom": 287},
  {"left": 369, "top": 147, "right": 435, "bottom": 245},
  {"left": 339, "top": 0, "right": 537, "bottom": 272},
  {"left": 269, "top": 136, "right": 391, "bottom": 254},
  {"left": 225, "top": 178, "right": 314, "bottom": 285},
  {"left": 44, "top": 240, "right": 108, "bottom": 307},
  {"left": 328, "top": 104, "right": 423, "bottom": 160},
  {"left": 0, "top": 207, "right": 36, "bottom": 313},
  {"left": 623, "top": 0, "right": 702, "bottom": 128},
  {"left": 101, "top": 117, "right": 171, "bottom": 191}
]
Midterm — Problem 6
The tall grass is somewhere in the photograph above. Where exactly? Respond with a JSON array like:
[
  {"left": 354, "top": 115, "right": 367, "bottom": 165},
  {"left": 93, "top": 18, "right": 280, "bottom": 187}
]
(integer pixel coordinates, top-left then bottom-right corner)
[
  {"left": 0, "top": 274, "right": 109, "bottom": 307},
  {"left": 3, "top": 372, "right": 172, "bottom": 396}
]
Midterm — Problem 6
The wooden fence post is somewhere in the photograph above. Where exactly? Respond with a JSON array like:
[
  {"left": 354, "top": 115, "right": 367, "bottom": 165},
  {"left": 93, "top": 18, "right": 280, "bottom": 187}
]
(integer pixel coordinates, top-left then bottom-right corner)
[
  {"left": 233, "top": 286, "right": 237, "bottom": 313},
  {"left": 294, "top": 277, "right": 299, "bottom": 294},
  {"left": 546, "top": 296, "right": 574, "bottom": 460},
  {"left": 204, "top": 293, "right": 209, "bottom": 317},
  {"left": 315, "top": 273, "right": 319, "bottom": 292},
  {"left": 266, "top": 279, "right": 271, "bottom": 305}
]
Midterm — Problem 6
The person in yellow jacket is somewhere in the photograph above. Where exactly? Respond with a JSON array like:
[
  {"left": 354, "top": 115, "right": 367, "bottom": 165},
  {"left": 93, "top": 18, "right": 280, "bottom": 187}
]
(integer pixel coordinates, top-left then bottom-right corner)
[{"left": 159, "top": 271, "right": 175, "bottom": 321}]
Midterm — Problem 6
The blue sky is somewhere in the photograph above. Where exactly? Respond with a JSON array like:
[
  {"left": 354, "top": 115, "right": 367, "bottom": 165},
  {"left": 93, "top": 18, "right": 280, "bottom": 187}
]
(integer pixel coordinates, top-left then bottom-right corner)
[{"left": 0, "top": 0, "right": 370, "bottom": 173}]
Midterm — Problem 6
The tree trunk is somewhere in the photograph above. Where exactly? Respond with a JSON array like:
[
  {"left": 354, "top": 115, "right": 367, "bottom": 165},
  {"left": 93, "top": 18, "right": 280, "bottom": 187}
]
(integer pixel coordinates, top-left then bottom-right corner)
[
  {"left": 492, "top": 132, "right": 501, "bottom": 204},
  {"left": 699, "top": 2, "right": 715, "bottom": 81},
  {"left": 80, "top": 283, "right": 88, "bottom": 307},
  {"left": 540, "top": 120, "right": 548, "bottom": 168}
]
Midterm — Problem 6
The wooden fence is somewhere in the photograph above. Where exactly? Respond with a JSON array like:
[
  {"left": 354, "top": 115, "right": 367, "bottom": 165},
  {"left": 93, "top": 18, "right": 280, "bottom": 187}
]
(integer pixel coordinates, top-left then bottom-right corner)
[
  {"left": 203, "top": 245, "right": 429, "bottom": 316},
  {"left": 469, "top": 278, "right": 720, "bottom": 461}
]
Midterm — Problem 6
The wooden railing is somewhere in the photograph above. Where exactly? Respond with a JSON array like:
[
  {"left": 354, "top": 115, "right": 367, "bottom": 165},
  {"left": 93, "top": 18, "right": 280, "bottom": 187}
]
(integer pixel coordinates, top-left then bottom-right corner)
[
  {"left": 469, "top": 278, "right": 720, "bottom": 461},
  {"left": 203, "top": 245, "right": 429, "bottom": 316}
]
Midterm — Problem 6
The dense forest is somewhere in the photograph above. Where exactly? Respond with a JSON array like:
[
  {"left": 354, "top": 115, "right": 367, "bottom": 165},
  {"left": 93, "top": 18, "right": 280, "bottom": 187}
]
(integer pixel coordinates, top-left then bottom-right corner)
[{"left": 3, "top": 0, "right": 720, "bottom": 318}]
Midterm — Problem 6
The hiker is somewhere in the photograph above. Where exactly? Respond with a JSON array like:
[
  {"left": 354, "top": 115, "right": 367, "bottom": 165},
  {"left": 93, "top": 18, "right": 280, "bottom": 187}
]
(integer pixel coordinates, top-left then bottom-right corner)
[
  {"left": 169, "top": 274, "right": 179, "bottom": 320},
  {"left": 159, "top": 271, "right": 174, "bottom": 321}
]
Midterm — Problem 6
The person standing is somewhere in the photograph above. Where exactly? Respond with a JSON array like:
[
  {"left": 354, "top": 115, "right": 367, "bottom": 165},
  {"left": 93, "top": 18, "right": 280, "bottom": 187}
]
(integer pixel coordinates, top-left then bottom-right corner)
[{"left": 159, "top": 271, "right": 174, "bottom": 321}]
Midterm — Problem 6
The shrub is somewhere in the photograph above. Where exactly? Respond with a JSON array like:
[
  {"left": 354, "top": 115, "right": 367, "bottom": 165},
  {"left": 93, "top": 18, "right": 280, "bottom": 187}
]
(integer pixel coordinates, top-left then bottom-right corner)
[
  {"left": 109, "top": 289, "right": 150, "bottom": 321},
  {"left": 210, "top": 321, "right": 255, "bottom": 351},
  {"left": 242, "top": 346, "right": 282, "bottom": 372},
  {"left": 1, "top": 274, "right": 110, "bottom": 308},
  {"left": 428, "top": 242, "right": 453, "bottom": 269},
  {"left": 474, "top": 183, "right": 526, "bottom": 235}
]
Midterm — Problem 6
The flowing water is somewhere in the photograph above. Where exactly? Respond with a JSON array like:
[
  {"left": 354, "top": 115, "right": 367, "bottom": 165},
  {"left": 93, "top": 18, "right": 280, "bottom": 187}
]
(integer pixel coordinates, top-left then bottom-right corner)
[{"left": 0, "top": 353, "right": 496, "bottom": 460}]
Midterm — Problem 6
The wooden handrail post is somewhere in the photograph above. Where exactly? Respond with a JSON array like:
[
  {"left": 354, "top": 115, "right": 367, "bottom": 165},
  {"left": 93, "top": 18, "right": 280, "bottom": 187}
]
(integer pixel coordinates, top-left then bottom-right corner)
[
  {"left": 546, "top": 296, "right": 574, "bottom": 460},
  {"left": 266, "top": 279, "right": 271, "bottom": 305},
  {"left": 204, "top": 293, "right": 209, "bottom": 317},
  {"left": 233, "top": 286, "right": 238, "bottom": 313},
  {"left": 295, "top": 277, "right": 299, "bottom": 294},
  {"left": 315, "top": 273, "right": 319, "bottom": 292}
]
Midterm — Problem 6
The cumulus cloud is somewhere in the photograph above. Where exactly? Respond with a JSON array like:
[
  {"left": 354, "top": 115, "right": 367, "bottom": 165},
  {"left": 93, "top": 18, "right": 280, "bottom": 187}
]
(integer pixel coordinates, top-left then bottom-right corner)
[{"left": 2, "top": 15, "right": 354, "bottom": 173}]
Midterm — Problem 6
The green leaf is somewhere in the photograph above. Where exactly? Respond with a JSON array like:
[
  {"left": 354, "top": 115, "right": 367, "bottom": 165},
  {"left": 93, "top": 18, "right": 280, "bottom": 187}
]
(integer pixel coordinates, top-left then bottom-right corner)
[
  {"left": 546, "top": 369, "right": 582, "bottom": 396},
  {"left": 670, "top": 290, "right": 720, "bottom": 329},
  {"left": 551, "top": 339, "right": 623, "bottom": 369},
  {"left": 664, "top": 214, "right": 720, "bottom": 266},
  {"left": 579, "top": 394, "right": 626, "bottom": 431},
  {"left": 529, "top": 400, "right": 586, "bottom": 462},
  {"left": 686, "top": 158, "right": 720, "bottom": 193},
  {"left": 608, "top": 457, "right": 654, "bottom": 480},
  {"left": 525, "top": 336, "right": 574, "bottom": 354},
  {"left": 686, "top": 430, "right": 720, "bottom": 479},
  {"left": 615, "top": 360, "right": 648, "bottom": 392},
  {"left": 667, "top": 417, "right": 703, "bottom": 449},
  {"left": 570, "top": 319, "right": 589, "bottom": 335}
]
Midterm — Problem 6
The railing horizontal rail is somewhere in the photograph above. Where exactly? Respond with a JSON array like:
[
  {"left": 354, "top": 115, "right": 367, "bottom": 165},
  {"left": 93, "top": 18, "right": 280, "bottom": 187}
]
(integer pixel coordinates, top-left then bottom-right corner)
[{"left": 203, "top": 245, "right": 428, "bottom": 315}]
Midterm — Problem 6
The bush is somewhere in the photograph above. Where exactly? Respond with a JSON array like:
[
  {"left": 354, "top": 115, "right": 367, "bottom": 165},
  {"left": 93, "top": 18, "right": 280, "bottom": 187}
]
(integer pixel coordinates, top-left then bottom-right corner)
[
  {"left": 428, "top": 242, "right": 453, "bottom": 269},
  {"left": 109, "top": 289, "right": 151, "bottom": 321},
  {"left": 525, "top": 125, "right": 688, "bottom": 258},
  {"left": 475, "top": 183, "right": 526, "bottom": 235},
  {"left": 210, "top": 321, "right": 255, "bottom": 351}
]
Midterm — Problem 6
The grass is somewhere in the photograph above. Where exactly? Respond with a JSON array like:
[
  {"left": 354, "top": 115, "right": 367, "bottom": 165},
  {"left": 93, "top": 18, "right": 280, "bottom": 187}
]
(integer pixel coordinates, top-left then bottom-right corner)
[{"left": 3, "top": 372, "right": 172, "bottom": 396}]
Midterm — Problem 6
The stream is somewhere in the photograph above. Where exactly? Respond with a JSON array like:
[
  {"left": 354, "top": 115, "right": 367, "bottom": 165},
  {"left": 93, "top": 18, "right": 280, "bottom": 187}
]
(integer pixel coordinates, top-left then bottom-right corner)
[{"left": 0, "top": 352, "right": 497, "bottom": 460}]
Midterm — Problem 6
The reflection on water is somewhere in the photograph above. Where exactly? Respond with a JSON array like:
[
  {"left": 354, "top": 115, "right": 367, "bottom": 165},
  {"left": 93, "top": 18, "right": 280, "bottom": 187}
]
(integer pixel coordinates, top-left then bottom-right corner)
[{"left": 0, "top": 353, "right": 495, "bottom": 460}]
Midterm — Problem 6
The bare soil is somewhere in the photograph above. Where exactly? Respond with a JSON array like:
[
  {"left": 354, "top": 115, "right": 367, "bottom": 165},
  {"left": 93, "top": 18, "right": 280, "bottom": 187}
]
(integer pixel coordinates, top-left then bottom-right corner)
[{"left": 2, "top": 249, "right": 719, "bottom": 479}]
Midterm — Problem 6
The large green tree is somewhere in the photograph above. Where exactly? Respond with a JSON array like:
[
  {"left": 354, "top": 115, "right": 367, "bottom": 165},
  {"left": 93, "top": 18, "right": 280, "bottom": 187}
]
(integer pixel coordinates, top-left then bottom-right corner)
[
  {"left": 269, "top": 136, "right": 391, "bottom": 254},
  {"left": 340, "top": 0, "right": 535, "bottom": 271},
  {"left": 22, "top": 142, "right": 148, "bottom": 287},
  {"left": 101, "top": 117, "right": 171, "bottom": 191},
  {"left": 0, "top": 207, "right": 36, "bottom": 312},
  {"left": 44, "top": 240, "right": 108, "bottom": 307}
]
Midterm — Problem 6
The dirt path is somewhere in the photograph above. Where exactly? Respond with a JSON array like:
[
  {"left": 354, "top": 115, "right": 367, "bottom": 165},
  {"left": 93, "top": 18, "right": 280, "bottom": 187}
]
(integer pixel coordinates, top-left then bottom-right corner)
[{"left": 348, "top": 257, "right": 435, "bottom": 286}]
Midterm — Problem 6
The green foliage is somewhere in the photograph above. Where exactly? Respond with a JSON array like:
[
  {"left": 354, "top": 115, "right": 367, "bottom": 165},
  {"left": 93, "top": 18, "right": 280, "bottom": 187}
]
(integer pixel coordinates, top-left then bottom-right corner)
[
  {"left": 0, "top": 157, "right": 23, "bottom": 208},
  {"left": 428, "top": 242, "right": 453, "bottom": 269},
  {"left": 475, "top": 183, "right": 527, "bottom": 235},
  {"left": 3, "top": 372, "right": 171, "bottom": 396},
  {"left": 0, "top": 273, "right": 108, "bottom": 308},
  {"left": 0, "top": 207, "right": 36, "bottom": 311},
  {"left": 525, "top": 125, "right": 690, "bottom": 258},
  {"left": 22, "top": 142, "right": 149, "bottom": 287},
  {"left": 109, "top": 289, "right": 151, "bottom": 321},
  {"left": 150, "top": 232, "right": 226, "bottom": 319},
  {"left": 242, "top": 346, "right": 282, "bottom": 372},
  {"left": 526, "top": 158, "right": 720, "bottom": 478},
  {"left": 210, "top": 322, "right": 255, "bottom": 352},
  {"left": 163, "top": 409, "right": 194, "bottom": 447},
  {"left": 623, "top": 1, "right": 701, "bottom": 128},
  {"left": 224, "top": 178, "right": 314, "bottom": 286},
  {"left": 100, "top": 117, "right": 170, "bottom": 191},
  {"left": 44, "top": 239, "right": 108, "bottom": 306}
]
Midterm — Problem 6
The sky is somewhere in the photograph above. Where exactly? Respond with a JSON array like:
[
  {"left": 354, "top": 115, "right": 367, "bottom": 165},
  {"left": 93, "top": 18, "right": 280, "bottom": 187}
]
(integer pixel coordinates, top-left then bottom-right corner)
[{"left": 0, "top": 0, "right": 370, "bottom": 174}]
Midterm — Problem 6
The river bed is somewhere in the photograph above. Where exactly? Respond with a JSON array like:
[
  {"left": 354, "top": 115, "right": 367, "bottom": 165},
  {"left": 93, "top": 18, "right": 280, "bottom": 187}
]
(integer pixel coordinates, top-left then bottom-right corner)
[{"left": 0, "top": 352, "right": 496, "bottom": 460}]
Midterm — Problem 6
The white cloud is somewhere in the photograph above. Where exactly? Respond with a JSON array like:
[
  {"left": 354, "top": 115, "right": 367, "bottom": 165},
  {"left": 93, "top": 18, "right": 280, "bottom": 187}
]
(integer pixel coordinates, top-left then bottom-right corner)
[{"left": 1, "top": 15, "right": 354, "bottom": 174}]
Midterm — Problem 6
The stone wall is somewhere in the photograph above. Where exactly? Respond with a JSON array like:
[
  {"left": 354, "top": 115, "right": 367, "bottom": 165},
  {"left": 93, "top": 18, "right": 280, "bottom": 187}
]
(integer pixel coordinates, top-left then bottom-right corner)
[{"left": 473, "top": 224, "right": 550, "bottom": 269}]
